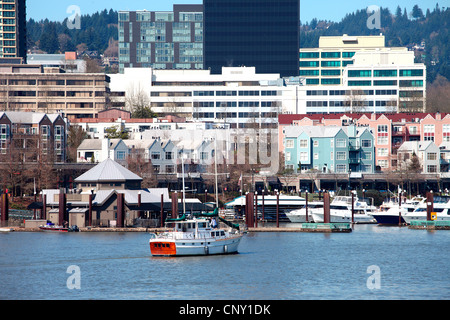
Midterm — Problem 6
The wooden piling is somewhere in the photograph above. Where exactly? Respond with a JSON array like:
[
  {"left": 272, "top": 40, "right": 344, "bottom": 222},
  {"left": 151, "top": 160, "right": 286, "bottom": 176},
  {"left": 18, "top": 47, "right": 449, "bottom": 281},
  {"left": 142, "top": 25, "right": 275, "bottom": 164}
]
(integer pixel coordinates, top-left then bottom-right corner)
[
  {"left": 276, "top": 192, "right": 279, "bottom": 228},
  {"left": 58, "top": 189, "right": 66, "bottom": 226},
  {"left": 160, "top": 193, "right": 164, "bottom": 227},
  {"left": 88, "top": 193, "right": 93, "bottom": 227},
  {"left": 117, "top": 192, "right": 125, "bottom": 228},
  {"left": 426, "top": 192, "right": 434, "bottom": 221},
  {"left": 1, "top": 193, "right": 8, "bottom": 227},
  {"left": 323, "top": 192, "right": 330, "bottom": 223}
]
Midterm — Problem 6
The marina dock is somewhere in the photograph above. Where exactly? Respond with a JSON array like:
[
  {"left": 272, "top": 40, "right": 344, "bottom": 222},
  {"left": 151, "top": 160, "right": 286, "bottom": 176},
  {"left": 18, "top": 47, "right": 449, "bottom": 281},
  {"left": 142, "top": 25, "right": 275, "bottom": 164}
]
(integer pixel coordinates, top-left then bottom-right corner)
[{"left": 408, "top": 220, "right": 450, "bottom": 230}]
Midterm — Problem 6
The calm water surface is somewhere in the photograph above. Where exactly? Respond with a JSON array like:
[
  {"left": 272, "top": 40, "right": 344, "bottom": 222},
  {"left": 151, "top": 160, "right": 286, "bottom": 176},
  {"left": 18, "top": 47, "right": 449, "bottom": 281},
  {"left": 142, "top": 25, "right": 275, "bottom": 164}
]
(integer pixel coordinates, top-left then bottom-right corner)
[{"left": 0, "top": 224, "right": 448, "bottom": 300}]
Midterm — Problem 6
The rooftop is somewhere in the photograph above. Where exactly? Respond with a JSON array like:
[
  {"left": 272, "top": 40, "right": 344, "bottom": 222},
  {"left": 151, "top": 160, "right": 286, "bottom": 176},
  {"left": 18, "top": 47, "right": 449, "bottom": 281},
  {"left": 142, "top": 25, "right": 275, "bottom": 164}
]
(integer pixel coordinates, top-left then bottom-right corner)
[{"left": 75, "top": 158, "right": 143, "bottom": 183}]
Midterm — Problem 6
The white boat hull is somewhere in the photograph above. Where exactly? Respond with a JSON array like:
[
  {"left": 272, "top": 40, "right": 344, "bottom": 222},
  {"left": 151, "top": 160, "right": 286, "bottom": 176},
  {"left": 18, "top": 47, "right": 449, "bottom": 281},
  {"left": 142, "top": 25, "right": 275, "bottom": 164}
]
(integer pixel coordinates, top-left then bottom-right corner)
[
  {"left": 150, "top": 235, "right": 242, "bottom": 256},
  {"left": 312, "top": 211, "right": 376, "bottom": 223},
  {"left": 403, "top": 213, "right": 450, "bottom": 224}
]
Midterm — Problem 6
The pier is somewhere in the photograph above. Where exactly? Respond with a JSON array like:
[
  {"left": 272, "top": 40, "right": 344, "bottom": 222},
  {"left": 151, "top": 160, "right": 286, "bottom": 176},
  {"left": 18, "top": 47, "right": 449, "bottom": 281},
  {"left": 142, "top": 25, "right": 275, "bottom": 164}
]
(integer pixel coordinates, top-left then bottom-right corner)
[{"left": 408, "top": 220, "right": 450, "bottom": 230}]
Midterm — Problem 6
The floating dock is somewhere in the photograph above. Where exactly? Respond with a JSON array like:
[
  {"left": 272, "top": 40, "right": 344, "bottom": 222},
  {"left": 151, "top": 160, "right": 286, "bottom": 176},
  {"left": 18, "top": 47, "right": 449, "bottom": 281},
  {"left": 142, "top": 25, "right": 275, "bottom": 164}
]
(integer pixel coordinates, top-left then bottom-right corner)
[
  {"left": 248, "top": 223, "right": 352, "bottom": 233},
  {"left": 408, "top": 220, "right": 450, "bottom": 230}
]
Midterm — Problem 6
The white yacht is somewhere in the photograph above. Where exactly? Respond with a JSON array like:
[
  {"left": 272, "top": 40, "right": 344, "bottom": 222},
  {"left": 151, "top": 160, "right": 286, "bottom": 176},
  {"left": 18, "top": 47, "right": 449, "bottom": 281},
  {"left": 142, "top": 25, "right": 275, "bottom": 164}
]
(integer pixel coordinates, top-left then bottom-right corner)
[
  {"left": 311, "top": 196, "right": 377, "bottom": 223},
  {"left": 372, "top": 196, "right": 425, "bottom": 225},
  {"left": 403, "top": 196, "right": 450, "bottom": 224},
  {"left": 285, "top": 201, "right": 323, "bottom": 223},
  {"left": 149, "top": 211, "right": 243, "bottom": 256}
]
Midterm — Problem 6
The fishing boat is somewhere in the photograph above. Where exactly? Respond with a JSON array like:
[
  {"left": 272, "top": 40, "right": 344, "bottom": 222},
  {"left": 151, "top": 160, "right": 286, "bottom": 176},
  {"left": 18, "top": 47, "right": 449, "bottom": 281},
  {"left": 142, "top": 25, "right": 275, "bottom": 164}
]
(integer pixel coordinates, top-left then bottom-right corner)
[
  {"left": 403, "top": 196, "right": 450, "bottom": 224},
  {"left": 285, "top": 201, "right": 323, "bottom": 223},
  {"left": 311, "top": 195, "right": 376, "bottom": 223},
  {"left": 149, "top": 210, "right": 243, "bottom": 256},
  {"left": 39, "top": 221, "right": 79, "bottom": 232},
  {"left": 372, "top": 196, "right": 425, "bottom": 225}
]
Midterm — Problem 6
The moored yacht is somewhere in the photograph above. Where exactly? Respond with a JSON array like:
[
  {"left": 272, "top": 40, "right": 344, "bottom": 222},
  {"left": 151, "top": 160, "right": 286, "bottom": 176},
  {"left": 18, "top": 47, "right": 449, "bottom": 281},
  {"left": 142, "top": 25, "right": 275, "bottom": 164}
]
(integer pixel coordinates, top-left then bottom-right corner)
[
  {"left": 372, "top": 196, "right": 425, "bottom": 225},
  {"left": 403, "top": 196, "right": 450, "bottom": 224},
  {"left": 149, "top": 210, "right": 243, "bottom": 256},
  {"left": 285, "top": 201, "right": 323, "bottom": 223},
  {"left": 311, "top": 196, "right": 376, "bottom": 223}
]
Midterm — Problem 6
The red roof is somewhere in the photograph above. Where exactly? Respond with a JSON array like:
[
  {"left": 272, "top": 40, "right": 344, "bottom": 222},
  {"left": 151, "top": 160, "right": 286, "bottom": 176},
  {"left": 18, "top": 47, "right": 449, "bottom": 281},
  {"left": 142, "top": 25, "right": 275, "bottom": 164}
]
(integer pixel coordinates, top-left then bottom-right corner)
[{"left": 278, "top": 113, "right": 447, "bottom": 125}]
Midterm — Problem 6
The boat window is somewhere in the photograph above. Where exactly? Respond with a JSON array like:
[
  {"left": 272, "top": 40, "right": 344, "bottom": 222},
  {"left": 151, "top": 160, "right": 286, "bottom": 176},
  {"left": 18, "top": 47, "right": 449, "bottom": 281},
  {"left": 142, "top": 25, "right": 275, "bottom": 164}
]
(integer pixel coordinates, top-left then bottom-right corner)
[
  {"left": 198, "top": 222, "right": 206, "bottom": 228},
  {"left": 220, "top": 231, "right": 225, "bottom": 236}
]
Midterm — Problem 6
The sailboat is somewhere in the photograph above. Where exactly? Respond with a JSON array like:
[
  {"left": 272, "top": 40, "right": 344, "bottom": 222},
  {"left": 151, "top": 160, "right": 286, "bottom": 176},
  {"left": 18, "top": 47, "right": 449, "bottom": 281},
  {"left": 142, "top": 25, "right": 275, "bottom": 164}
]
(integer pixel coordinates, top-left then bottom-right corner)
[{"left": 149, "top": 139, "right": 243, "bottom": 256}]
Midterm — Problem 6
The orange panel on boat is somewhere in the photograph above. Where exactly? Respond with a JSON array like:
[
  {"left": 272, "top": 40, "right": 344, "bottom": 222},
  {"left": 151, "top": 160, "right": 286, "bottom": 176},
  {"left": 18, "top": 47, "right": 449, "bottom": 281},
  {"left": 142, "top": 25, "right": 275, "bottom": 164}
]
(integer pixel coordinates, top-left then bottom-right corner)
[{"left": 150, "top": 242, "right": 176, "bottom": 256}]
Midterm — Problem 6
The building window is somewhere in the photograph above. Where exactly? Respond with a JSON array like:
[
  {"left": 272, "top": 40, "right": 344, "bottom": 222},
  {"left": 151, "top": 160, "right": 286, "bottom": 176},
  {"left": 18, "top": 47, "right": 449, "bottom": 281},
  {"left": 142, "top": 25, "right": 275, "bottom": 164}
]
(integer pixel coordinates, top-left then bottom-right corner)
[
  {"left": 336, "top": 139, "right": 346, "bottom": 148},
  {"left": 336, "top": 151, "right": 347, "bottom": 160},
  {"left": 378, "top": 160, "right": 388, "bottom": 168},
  {"left": 116, "top": 151, "right": 126, "bottom": 160},
  {"left": 424, "top": 124, "right": 435, "bottom": 141},
  {"left": 377, "top": 136, "right": 388, "bottom": 145},
  {"left": 361, "top": 140, "right": 372, "bottom": 148},
  {"left": 299, "top": 139, "right": 308, "bottom": 148},
  {"left": 427, "top": 153, "right": 437, "bottom": 161},
  {"left": 377, "top": 148, "right": 388, "bottom": 157},
  {"left": 336, "top": 164, "right": 347, "bottom": 173},
  {"left": 427, "top": 165, "right": 437, "bottom": 173},
  {"left": 313, "top": 140, "right": 319, "bottom": 147},
  {"left": 286, "top": 152, "right": 291, "bottom": 161},
  {"left": 300, "top": 152, "right": 308, "bottom": 162},
  {"left": 285, "top": 139, "right": 294, "bottom": 148},
  {"left": 313, "top": 153, "right": 319, "bottom": 160}
]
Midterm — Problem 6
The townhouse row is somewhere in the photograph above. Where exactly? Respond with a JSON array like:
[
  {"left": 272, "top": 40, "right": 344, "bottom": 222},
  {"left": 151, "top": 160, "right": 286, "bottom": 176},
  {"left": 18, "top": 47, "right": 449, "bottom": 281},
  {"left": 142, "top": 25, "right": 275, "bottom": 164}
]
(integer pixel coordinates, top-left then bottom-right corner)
[{"left": 279, "top": 112, "right": 450, "bottom": 174}]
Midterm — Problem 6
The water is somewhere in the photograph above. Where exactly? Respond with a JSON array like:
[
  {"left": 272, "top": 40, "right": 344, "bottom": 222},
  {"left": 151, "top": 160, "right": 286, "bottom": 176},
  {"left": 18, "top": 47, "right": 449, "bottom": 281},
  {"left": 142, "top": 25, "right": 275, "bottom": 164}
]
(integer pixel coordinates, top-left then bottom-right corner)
[{"left": 0, "top": 225, "right": 448, "bottom": 300}]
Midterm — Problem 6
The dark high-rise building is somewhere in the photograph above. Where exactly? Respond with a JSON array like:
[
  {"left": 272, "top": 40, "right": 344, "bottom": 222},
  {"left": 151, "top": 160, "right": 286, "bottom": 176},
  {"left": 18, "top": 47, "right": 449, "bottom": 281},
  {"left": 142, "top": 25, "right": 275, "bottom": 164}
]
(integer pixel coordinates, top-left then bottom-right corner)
[
  {"left": 203, "top": 0, "right": 299, "bottom": 77},
  {"left": 0, "top": 0, "right": 27, "bottom": 62}
]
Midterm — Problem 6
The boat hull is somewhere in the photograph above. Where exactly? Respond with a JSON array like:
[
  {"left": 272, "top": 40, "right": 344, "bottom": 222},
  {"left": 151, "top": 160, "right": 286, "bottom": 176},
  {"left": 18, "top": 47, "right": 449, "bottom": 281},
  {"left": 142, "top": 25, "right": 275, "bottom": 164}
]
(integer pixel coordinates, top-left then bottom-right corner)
[
  {"left": 372, "top": 214, "right": 405, "bottom": 225},
  {"left": 403, "top": 214, "right": 450, "bottom": 224},
  {"left": 150, "top": 235, "right": 242, "bottom": 257},
  {"left": 312, "top": 212, "right": 376, "bottom": 224},
  {"left": 39, "top": 226, "right": 69, "bottom": 232}
]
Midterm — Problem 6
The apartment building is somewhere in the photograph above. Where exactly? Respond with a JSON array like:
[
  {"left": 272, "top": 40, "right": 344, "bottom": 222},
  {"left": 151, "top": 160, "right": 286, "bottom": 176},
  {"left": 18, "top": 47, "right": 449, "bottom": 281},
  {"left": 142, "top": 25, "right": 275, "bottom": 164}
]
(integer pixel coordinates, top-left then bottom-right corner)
[
  {"left": 279, "top": 112, "right": 450, "bottom": 172},
  {"left": 0, "top": 0, "right": 26, "bottom": 62},
  {"left": 283, "top": 125, "right": 375, "bottom": 174},
  {"left": 0, "top": 64, "right": 111, "bottom": 119},
  {"left": 299, "top": 34, "right": 426, "bottom": 112},
  {"left": 0, "top": 111, "right": 67, "bottom": 163},
  {"left": 118, "top": 5, "right": 204, "bottom": 73}
]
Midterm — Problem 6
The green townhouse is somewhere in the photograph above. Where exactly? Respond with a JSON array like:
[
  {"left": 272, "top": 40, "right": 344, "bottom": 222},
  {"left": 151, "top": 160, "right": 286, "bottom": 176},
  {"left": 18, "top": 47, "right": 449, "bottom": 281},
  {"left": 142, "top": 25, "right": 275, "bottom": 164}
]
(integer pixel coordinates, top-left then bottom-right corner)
[{"left": 283, "top": 125, "right": 375, "bottom": 174}]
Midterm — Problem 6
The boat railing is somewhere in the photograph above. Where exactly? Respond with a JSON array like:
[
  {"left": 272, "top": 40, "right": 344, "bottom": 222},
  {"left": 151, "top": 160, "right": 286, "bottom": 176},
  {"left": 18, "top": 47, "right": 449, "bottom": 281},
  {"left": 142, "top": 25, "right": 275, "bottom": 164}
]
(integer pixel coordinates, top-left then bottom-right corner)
[{"left": 154, "top": 231, "right": 230, "bottom": 241}]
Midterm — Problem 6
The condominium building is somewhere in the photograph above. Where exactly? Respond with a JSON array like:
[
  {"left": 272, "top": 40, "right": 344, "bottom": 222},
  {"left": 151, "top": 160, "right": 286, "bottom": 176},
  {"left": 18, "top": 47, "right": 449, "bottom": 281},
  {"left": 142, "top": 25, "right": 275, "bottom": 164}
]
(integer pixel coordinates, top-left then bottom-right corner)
[
  {"left": 283, "top": 125, "right": 375, "bottom": 174},
  {"left": 0, "top": 111, "right": 67, "bottom": 163},
  {"left": 118, "top": 5, "right": 204, "bottom": 73},
  {"left": 0, "top": 64, "right": 111, "bottom": 119},
  {"left": 279, "top": 112, "right": 450, "bottom": 172},
  {"left": 299, "top": 35, "right": 426, "bottom": 112},
  {"left": 0, "top": 0, "right": 26, "bottom": 62}
]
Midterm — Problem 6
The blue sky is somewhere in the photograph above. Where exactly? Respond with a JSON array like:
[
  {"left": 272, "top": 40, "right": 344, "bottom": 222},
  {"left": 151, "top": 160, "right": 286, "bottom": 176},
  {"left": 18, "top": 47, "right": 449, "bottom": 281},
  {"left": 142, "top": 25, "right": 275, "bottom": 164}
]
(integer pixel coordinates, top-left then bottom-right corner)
[{"left": 28, "top": 0, "right": 449, "bottom": 23}]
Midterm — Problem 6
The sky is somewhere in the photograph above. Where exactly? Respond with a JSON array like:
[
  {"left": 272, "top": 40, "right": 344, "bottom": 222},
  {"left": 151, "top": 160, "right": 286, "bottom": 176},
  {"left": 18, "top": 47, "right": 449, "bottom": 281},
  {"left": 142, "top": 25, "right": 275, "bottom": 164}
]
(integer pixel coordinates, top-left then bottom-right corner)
[{"left": 27, "top": 0, "right": 449, "bottom": 23}]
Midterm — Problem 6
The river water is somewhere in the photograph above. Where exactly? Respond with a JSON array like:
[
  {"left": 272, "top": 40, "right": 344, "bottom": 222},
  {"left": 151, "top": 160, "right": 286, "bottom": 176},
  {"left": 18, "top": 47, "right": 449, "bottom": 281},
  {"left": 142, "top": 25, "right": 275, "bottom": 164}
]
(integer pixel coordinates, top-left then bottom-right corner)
[{"left": 0, "top": 224, "right": 448, "bottom": 300}]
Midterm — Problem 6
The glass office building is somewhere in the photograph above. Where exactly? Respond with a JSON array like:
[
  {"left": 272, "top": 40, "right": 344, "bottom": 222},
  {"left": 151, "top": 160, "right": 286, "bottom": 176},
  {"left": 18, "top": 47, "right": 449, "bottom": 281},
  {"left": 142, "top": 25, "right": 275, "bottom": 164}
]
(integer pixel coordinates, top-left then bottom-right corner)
[
  {"left": 0, "top": 0, "right": 27, "bottom": 62},
  {"left": 203, "top": 0, "right": 299, "bottom": 78},
  {"left": 118, "top": 5, "right": 204, "bottom": 73}
]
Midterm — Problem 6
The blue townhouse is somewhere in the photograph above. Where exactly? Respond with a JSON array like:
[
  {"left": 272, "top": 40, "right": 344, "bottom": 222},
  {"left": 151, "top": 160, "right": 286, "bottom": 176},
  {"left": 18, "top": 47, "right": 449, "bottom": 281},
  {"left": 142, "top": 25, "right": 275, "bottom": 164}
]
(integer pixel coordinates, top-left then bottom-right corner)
[{"left": 283, "top": 125, "right": 375, "bottom": 174}]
